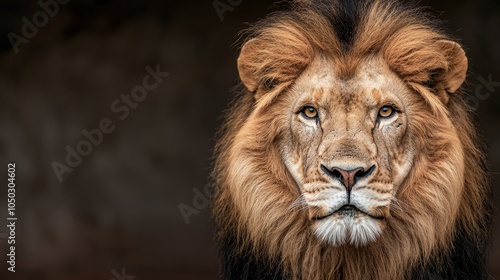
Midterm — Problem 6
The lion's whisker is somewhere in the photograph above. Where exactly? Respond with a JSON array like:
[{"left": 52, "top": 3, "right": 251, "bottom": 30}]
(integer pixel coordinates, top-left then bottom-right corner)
[
  {"left": 390, "top": 197, "right": 405, "bottom": 212},
  {"left": 288, "top": 194, "right": 308, "bottom": 212}
]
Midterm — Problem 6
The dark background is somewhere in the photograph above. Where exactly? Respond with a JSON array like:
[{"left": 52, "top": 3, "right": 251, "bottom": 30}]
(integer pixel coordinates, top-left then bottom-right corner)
[{"left": 0, "top": 0, "right": 498, "bottom": 279}]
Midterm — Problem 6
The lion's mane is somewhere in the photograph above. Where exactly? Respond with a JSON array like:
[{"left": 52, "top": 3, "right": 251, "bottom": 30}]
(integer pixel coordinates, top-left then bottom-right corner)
[{"left": 212, "top": 1, "right": 492, "bottom": 279}]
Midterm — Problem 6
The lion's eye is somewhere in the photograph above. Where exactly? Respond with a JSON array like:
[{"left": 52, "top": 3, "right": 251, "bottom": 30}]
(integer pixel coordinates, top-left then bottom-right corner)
[
  {"left": 301, "top": 106, "right": 318, "bottom": 119},
  {"left": 378, "top": 106, "right": 396, "bottom": 119}
]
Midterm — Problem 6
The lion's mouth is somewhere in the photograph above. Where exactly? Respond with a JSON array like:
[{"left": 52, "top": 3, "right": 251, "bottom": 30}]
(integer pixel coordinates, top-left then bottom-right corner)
[{"left": 313, "top": 205, "right": 385, "bottom": 221}]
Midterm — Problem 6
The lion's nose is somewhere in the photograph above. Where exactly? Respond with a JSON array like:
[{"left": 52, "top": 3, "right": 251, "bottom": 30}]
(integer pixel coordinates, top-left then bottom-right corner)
[{"left": 321, "top": 165, "right": 376, "bottom": 189}]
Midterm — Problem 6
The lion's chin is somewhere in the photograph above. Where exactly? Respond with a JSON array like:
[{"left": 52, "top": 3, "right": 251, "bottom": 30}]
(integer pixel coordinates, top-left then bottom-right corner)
[{"left": 314, "top": 214, "right": 383, "bottom": 246}]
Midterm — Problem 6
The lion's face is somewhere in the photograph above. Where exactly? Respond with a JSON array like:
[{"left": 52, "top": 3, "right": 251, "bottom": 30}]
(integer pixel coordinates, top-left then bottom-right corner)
[{"left": 280, "top": 56, "right": 415, "bottom": 246}]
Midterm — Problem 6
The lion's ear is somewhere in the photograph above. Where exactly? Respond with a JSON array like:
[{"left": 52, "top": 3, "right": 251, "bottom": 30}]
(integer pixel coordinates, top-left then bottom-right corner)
[
  {"left": 238, "top": 38, "right": 288, "bottom": 96},
  {"left": 434, "top": 40, "right": 468, "bottom": 94},
  {"left": 387, "top": 39, "right": 467, "bottom": 104},
  {"left": 238, "top": 38, "right": 260, "bottom": 93},
  {"left": 237, "top": 35, "right": 314, "bottom": 98}
]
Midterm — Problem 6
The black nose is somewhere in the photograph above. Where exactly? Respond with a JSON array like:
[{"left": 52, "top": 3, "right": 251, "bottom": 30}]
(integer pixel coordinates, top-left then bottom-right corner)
[{"left": 321, "top": 165, "right": 376, "bottom": 189}]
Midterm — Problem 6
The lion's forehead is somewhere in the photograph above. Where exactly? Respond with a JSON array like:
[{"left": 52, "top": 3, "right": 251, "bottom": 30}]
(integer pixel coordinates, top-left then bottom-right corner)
[{"left": 294, "top": 56, "right": 404, "bottom": 109}]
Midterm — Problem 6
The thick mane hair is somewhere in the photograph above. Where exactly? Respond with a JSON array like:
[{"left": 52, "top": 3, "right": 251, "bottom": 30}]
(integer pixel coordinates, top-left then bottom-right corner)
[{"left": 212, "top": 0, "right": 493, "bottom": 279}]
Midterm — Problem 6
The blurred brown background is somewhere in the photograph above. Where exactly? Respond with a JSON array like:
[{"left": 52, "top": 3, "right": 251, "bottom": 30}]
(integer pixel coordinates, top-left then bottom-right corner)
[{"left": 0, "top": 0, "right": 498, "bottom": 279}]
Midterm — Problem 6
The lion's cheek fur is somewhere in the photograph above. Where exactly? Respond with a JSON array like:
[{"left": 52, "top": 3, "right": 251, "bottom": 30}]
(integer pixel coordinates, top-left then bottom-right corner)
[{"left": 224, "top": 112, "right": 293, "bottom": 235}]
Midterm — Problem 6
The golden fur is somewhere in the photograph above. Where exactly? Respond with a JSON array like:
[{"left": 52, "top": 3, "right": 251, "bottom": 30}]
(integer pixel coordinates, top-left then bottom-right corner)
[{"left": 212, "top": 1, "right": 491, "bottom": 279}]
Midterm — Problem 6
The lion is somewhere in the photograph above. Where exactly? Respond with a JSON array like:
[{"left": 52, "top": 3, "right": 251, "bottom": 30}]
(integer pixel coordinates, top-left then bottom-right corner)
[{"left": 212, "top": 0, "right": 493, "bottom": 279}]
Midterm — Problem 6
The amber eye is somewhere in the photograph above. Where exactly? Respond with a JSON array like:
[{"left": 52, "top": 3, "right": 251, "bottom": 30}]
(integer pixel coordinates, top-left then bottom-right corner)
[
  {"left": 301, "top": 106, "right": 318, "bottom": 119},
  {"left": 378, "top": 106, "right": 396, "bottom": 118}
]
